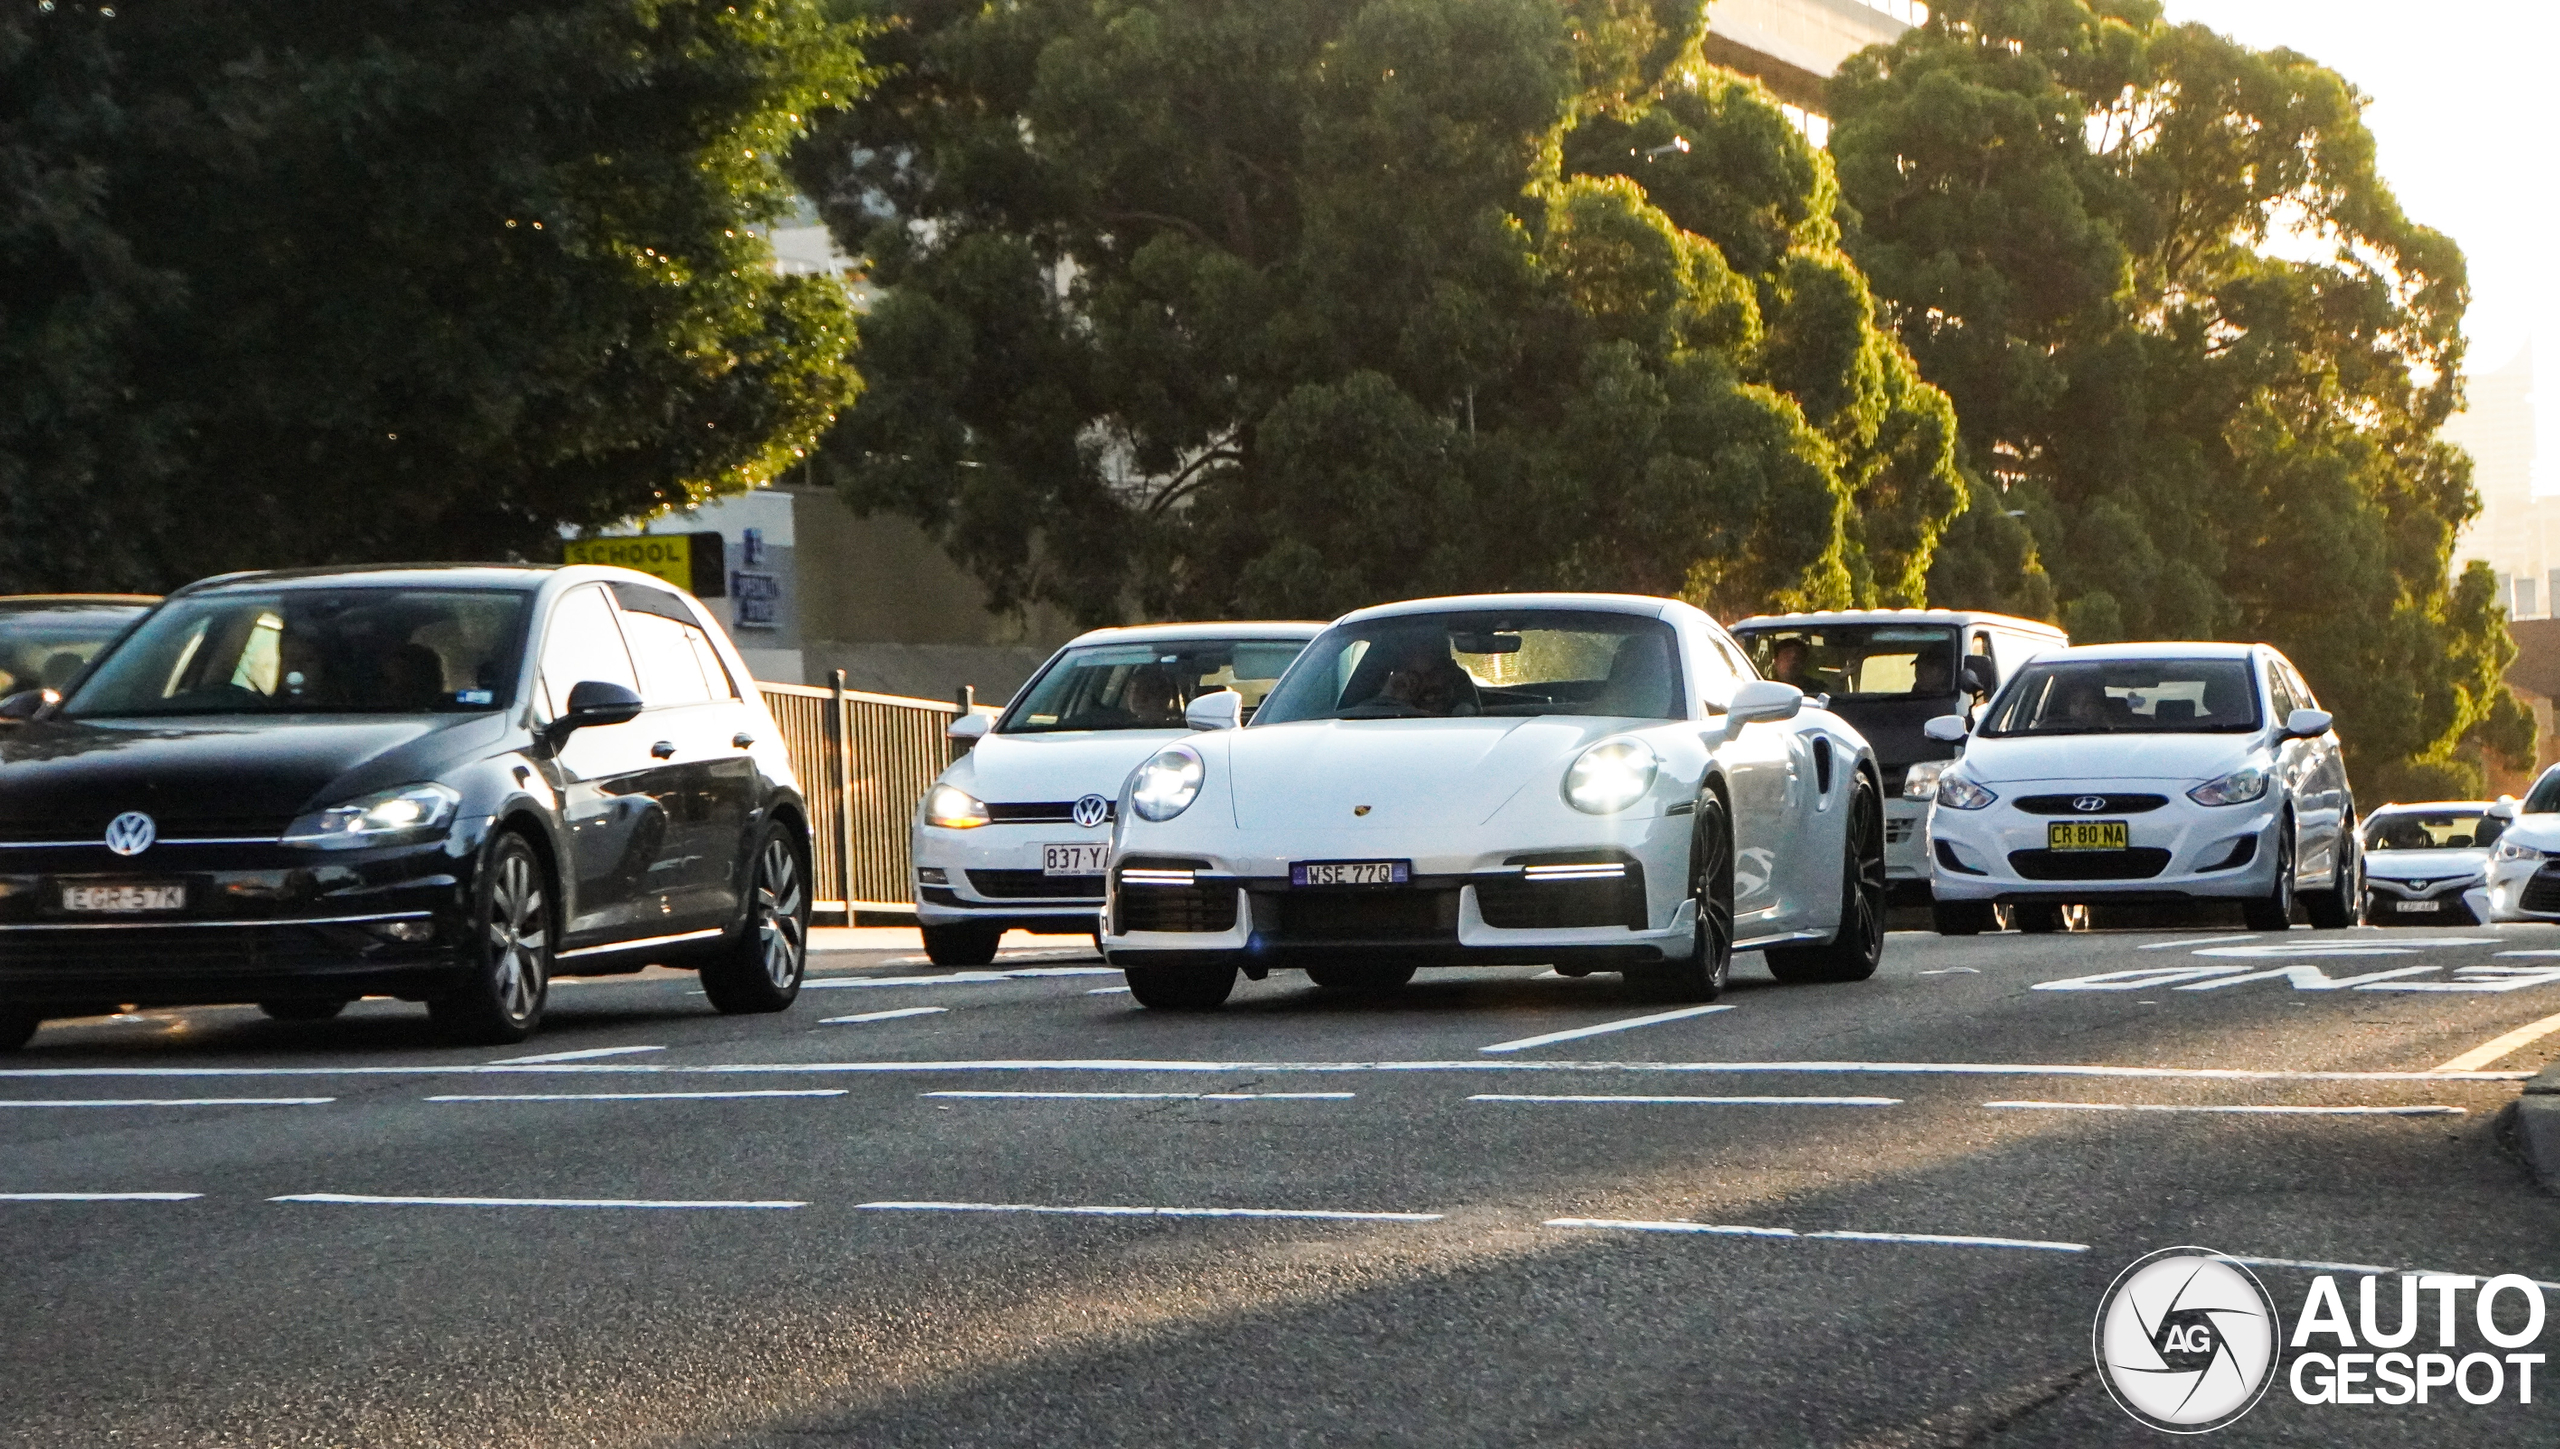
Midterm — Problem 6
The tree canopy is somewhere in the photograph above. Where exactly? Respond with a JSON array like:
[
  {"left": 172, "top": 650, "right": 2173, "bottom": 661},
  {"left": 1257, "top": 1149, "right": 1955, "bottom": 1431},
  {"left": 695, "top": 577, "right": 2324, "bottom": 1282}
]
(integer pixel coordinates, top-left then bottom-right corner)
[
  {"left": 1830, "top": 0, "right": 2528, "bottom": 796},
  {"left": 0, "top": 0, "right": 870, "bottom": 593},
  {"left": 806, "top": 0, "right": 1964, "bottom": 624}
]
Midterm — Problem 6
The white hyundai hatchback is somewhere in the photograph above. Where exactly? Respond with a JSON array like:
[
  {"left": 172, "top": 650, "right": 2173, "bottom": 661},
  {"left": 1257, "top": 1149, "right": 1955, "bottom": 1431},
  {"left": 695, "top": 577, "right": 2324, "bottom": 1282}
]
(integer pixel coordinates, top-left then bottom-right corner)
[
  {"left": 1924, "top": 642, "right": 2359, "bottom": 933},
  {"left": 912, "top": 622, "right": 1322, "bottom": 964}
]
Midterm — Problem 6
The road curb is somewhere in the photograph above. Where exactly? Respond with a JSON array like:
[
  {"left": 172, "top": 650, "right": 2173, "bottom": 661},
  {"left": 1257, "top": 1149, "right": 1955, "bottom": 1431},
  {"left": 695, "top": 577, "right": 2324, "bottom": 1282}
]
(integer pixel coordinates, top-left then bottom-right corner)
[{"left": 2517, "top": 1062, "right": 2560, "bottom": 1193}]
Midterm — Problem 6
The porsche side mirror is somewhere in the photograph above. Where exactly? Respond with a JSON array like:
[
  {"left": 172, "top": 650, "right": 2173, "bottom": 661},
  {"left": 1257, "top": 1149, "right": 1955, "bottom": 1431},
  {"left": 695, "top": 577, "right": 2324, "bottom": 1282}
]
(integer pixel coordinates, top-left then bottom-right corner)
[
  {"left": 0, "top": 688, "right": 57, "bottom": 722},
  {"left": 947, "top": 711, "right": 992, "bottom": 743},
  {"left": 547, "top": 680, "right": 642, "bottom": 742},
  {"left": 1185, "top": 689, "right": 1244, "bottom": 731},
  {"left": 1923, "top": 714, "right": 1970, "bottom": 744},
  {"left": 1960, "top": 656, "right": 1998, "bottom": 698},
  {"left": 1726, "top": 680, "right": 1802, "bottom": 727},
  {"left": 2282, "top": 707, "right": 2333, "bottom": 740}
]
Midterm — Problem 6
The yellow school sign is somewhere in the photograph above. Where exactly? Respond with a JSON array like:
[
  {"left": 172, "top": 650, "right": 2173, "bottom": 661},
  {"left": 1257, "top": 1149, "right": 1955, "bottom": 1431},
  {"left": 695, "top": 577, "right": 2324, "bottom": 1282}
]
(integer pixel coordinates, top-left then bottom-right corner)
[{"left": 562, "top": 531, "right": 727, "bottom": 598}]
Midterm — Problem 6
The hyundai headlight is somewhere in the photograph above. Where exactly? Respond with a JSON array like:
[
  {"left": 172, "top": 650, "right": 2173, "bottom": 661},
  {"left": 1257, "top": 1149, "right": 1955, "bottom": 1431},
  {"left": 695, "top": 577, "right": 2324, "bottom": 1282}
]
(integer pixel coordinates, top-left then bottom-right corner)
[
  {"left": 284, "top": 783, "right": 461, "bottom": 847},
  {"left": 2187, "top": 765, "right": 2270, "bottom": 807},
  {"left": 2496, "top": 839, "right": 2547, "bottom": 863},
  {"left": 1564, "top": 739, "right": 1659, "bottom": 815},
  {"left": 1933, "top": 772, "right": 1996, "bottom": 811},
  {"left": 1131, "top": 744, "right": 1205, "bottom": 822},
  {"left": 1903, "top": 760, "right": 1950, "bottom": 800},
  {"left": 923, "top": 783, "right": 991, "bottom": 830}
]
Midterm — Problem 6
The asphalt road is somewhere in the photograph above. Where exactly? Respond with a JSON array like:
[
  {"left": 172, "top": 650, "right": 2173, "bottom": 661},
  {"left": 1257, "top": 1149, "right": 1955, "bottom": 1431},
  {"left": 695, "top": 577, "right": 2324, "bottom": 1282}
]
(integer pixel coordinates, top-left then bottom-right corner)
[{"left": 8, "top": 921, "right": 2560, "bottom": 1447}]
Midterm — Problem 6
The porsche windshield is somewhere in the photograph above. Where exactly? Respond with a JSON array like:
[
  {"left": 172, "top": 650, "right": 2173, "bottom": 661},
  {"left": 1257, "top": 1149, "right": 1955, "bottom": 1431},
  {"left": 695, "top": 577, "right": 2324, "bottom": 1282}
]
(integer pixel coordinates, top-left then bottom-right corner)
[
  {"left": 1254, "top": 611, "right": 1683, "bottom": 723},
  {"left": 1732, "top": 623, "right": 1959, "bottom": 699},
  {"left": 1981, "top": 659, "right": 2260, "bottom": 736},
  {"left": 1001, "top": 638, "right": 1310, "bottom": 733},
  {"left": 63, "top": 588, "right": 531, "bottom": 718}
]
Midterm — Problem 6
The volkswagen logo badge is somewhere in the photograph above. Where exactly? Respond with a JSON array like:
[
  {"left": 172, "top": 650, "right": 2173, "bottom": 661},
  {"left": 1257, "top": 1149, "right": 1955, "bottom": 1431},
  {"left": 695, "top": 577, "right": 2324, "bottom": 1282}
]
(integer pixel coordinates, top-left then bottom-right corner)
[
  {"left": 1071, "top": 794, "right": 1112, "bottom": 829},
  {"left": 104, "top": 811, "right": 157, "bottom": 857},
  {"left": 2073, "top": 795, "right": 2109, "bottom": 813}
]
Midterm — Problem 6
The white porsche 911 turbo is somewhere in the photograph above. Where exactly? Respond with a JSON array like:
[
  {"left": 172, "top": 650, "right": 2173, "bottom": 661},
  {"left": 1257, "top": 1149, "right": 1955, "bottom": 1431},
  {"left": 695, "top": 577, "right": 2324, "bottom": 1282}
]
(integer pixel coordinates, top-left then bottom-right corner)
[{"left": 1097, "top": 593, "right": 1887, "bottom": 1010}]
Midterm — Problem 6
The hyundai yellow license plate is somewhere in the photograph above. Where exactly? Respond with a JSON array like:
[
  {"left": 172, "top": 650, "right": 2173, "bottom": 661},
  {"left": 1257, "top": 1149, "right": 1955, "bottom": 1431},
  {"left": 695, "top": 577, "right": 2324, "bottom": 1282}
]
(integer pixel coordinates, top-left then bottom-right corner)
[{"left": 2048, "top": 821, "right": 2128, "bottom": 851}]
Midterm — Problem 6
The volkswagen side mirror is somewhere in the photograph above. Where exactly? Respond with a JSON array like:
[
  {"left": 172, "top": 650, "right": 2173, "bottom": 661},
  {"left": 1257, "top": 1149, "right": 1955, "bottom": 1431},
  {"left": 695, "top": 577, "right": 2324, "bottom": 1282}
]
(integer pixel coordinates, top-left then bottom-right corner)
[
  {"left": 947, "top": 711, "right": 992, "bottom": 743},
  {"left": 1924, "top": 714, "right": 1970, "bottom": 744},
  {"left": 2283, "top": 707, "right": 2333, "bottom": 740},
  {"left": 1185, "top": 689, "right": 1244, "bottom": 731},
  {"left": 548, "top": 680, "right": 642, "bottom": 742},
  {"left": 0, "top": 688, "right": 57, "bottom": 722}
]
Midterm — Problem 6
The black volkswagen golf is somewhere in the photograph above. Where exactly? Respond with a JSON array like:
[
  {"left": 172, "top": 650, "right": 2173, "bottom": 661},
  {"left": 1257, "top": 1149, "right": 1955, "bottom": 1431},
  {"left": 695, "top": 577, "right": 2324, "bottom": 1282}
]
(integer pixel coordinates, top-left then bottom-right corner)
[{"left": 0, "top": 565, "right": 814, "bottom": 1048}]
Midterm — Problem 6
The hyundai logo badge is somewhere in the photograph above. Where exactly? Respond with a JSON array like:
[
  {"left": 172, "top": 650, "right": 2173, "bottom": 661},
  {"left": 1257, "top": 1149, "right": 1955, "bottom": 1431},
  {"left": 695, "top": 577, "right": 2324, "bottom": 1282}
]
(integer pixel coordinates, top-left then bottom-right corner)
[
  {"left": 1071, "top": 794, "right": 1112, "bottom": 829},
  {"left": 104, "top": 811, "right": 158, "bottom": 857},
  {"left": 2073, "top": 796, "right": 2108, "bottom": 813}
]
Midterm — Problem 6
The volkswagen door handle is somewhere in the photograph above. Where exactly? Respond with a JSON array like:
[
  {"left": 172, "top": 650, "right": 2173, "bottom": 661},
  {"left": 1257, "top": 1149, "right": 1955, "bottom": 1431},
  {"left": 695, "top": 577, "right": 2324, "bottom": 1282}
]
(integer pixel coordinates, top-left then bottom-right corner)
[
  {"left": 650, "top": 741, "right": 678, "bottom": 760},
  {"left": 731, "top": 732, "right": 755, "bottom": 749}
]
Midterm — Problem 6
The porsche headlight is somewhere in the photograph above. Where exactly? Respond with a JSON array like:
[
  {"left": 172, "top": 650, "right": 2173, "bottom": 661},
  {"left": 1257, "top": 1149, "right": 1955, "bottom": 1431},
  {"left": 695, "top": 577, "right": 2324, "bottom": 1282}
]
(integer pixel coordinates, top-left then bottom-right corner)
[
  {"left": 1564, "top": 739, "right": 1659, "bottom": 815},
  {"left": 1933, "top": 772, "right": 1996, "bottom": 811},
  {"left": 2188, "top": 764, "right": 2270, "bottom": 807},
  {"left": 1903, "top": 760, "right": 1950, "bottom": 800},
  {"left": 1131, "top": 744, "right": 1205, "bottom": 822},
  {"left": 284, "top": 783, "right": 461, "bottom": 847},
  {"left": 924, "top": 783, "right": 991, "bottom": 829},
  {"left": 2496, "top": 839, "right": 2547, "bottom": 863}
]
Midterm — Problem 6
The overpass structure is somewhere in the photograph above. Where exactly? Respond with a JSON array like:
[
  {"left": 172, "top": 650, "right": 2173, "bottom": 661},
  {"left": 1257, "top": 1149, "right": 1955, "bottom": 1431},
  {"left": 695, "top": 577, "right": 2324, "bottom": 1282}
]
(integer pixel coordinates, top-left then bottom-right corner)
[{"left": 1705, "top": 0, "right": 1920, "bottom": 111}]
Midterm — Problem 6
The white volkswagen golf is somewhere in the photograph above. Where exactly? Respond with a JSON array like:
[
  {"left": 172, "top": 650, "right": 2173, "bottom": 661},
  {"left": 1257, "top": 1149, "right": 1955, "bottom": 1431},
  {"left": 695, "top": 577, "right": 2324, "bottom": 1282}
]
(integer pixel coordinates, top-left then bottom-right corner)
[
  {"left": 1097, "top": 593, "right": 1886, "bottom": 1009},
  {"left": 1924, "top": 642, "right": 2359, "bottom": 933},
  {"left": 912, "top": 622, "right": 1321, "bottom": 964}
]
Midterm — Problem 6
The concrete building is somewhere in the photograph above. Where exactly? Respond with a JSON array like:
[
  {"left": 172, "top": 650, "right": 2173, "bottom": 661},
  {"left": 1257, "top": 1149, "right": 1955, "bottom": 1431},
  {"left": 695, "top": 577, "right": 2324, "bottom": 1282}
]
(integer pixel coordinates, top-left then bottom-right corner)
[{"left": 2447, "top": 346, "right": 2560, "bottom": 793}]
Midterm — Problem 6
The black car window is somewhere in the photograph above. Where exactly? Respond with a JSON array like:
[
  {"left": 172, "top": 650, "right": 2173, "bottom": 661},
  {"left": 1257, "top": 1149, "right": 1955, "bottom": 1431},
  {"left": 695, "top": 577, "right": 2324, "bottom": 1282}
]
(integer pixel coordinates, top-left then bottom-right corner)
[
  {"left": 0, "top": 601, "right": 151, "bottom": 696},
  {"left": 537, "top": 586, "right": 639, "bottom": 718},
  {"left": 1732, "top": 623, "right": 1960, "bottom": 700},
  {"left": 1255, "top": 611, "right": 1683, "bottom": 723},
  {"left": 620, "top": 609, "right": 717, "bottom": 708},
  {"left": 64, "top": 589, "right": 528, "bottom": 718},
  {"left": 1981, "top": 659, "right": 2262, "bottom": 736},
  {"left": 1000, "top": 638, "right": 1310, "bottom": 733}
]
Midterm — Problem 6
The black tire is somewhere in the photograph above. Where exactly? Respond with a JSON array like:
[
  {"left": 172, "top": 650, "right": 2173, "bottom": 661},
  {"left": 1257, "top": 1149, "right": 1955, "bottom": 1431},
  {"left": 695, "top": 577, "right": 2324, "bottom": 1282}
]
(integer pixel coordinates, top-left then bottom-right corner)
[
  {"left": 1767, "top": 773, "right": 1886, "bottom": 984},
  {"left": 1123, "top": 963, "right": 1237, "bottom": 1010},
  {"left": 2242, "top": 820, "right": 2297, "bottom": 932},
  {"left": 699, "top": 826, "right": 811, "bottom": 1014},
  {"left": 2303, "top": 819, "right": 2362, "bottom": 930},
  {"left": 922, "top": 922, "right": 1003, "bottom": 967},
  {"left": 1932, "top": 900, "right": 1996, "bottom": 936},
  {"left": 1628, "top": 792, "right": 1736, "bottom": 1003},
  {"left": 0, "top": 1009, "right": 38, "bottom": 1052},
  {"left": 1305, "top": 962, "right": 1418, "bottom": 994},
  {"left": 258, "top": 1000, "right": 347, "bottom": 1022},
  {"left": 428, "top": 832, "right": 553, "bottom": 1046}
]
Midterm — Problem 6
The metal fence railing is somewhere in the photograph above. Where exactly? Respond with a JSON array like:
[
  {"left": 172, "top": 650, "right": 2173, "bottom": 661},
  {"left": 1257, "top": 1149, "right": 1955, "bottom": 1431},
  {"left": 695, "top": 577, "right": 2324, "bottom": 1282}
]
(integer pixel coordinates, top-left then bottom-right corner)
[{"left": 758, "top": 672, "right": 982, "bottom": 925}]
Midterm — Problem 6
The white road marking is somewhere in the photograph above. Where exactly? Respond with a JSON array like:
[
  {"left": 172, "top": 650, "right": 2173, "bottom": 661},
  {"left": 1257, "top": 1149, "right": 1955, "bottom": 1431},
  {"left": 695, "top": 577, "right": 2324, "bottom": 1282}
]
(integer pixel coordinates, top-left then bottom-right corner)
[
  {"left": 0, "top": 1098, "right": 331, "bottom": 1108},
  {"left": 2194, "top": 936, "right": 2496, "bottom": 959},
  {"left": 1086, "top": 987, "right": 1132, "bottom": 995},
  {"left": 1471, "top": 1094, "right": 1900, "bottom": 1107},
  {"left": 2365, "top": 965, "right": 2560, "bottom": 994},
  {"left": 1917, "top": 967, "right": 1980, "bottom": 976},
  {"left": 0, "top": 1192, "right": 201, "bottom": 1202},
  {"left": 272, "top": 1193, "right": 805, "bottom": 1209},
  {"left": 2433, "top": 1008, "right": 2560, "bottom": 1071},
  {"left": 1544, "top": 1218, "right": 2087, "bottom": 1252},
  {"left": 921, "top": 1091, "right": 1354, "bottom": 1101},
  {"left": 821, "top": 1006, "right": 948, "bottom": 1025},
  {"left": 1479, "top": 1004, "right": 1736, "bottom": 1054},
  {"left": 488, "top": 1045, "right": 664, "bottom": 1064},
  {"left": 856, "top": 1200, "right": 1440, "bottom": 1222},
  {"left": 806, "top": 968, "right": 1119, "bottom": 990},
  {"left": 2176, "top": 964, "right": 2440, "bottom": 991},
  {"left": 427, "top": 1090, "right": 849, "bottom": 1102},
  {"left": 2139, "top": 935, "right": 2261, "bottom": 950},
  {"left": 1983, "top": 1100, "right": 2465, "bottom": 1117}
]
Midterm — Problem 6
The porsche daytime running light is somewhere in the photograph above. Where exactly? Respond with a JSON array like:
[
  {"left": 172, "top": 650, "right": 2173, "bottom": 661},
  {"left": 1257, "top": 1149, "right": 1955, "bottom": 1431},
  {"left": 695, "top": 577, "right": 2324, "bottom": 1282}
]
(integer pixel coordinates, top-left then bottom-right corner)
[
  {"left": 1903, "top": 760, "right": 1950, "bottom": 800},
  {"left": 2188, "top": 764, "right": 2270, "bottom": 807},
  {"left": 1932, "top": 772, "right": 1996, "bottom": 811},
  {"left": 924, "top": 783, "right": 991, "bottom": 829},
  {"left": 1564, "top": 739, "right": 1659, "bottom": 815},
  {"left": 2495, "top": 839, "right": 2547, "bottom": 863},
  {"left": 1131, "top": 744, "right": 1205, "bottom": 822},
  {"left": 283, "top": 783, "right": 461, "bottom": 847}
]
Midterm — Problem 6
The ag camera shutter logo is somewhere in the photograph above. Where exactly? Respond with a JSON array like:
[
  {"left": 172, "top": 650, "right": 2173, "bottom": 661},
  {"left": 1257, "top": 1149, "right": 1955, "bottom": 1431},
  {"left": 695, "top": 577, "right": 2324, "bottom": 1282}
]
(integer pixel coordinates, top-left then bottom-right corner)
[{"left": 2094, "top": 1247, "right": 2281, "bottom": 1432}]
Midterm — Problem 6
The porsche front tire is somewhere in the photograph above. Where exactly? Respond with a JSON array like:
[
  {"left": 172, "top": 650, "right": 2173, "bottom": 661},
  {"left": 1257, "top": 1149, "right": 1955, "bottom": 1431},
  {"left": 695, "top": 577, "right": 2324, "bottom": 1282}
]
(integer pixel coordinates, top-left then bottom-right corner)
[
  {"left": 1629, "top": 793, "right": 1735, "bottom": 1003},
  {"left": 1767, "top": 773, "right": 1885, "bottom": 985},
  {"left": 1124, "top": 963, "right": 1237, "bottom": 1010}
]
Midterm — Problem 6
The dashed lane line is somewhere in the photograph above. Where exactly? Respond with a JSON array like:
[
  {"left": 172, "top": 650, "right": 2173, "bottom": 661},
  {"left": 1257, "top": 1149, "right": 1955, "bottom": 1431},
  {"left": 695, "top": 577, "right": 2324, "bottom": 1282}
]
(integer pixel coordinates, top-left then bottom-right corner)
[
  {"left": 1983, "top": 1100, "right": 2465, "bottom": 1117},
  {"left": 820, "top": 1006, "right": 948, "bottom": 1026},
  {"left": 1479, "top": 1005, "right": 1736, "bottom": 1054},
  {"left": 803, "top": 968, "right": 1121, "bottom": 990},
  {"left": 856, "top": 1200, "right": 1441, "bottom": 1223},
  {"left": 922, "top": 1091, "right": 1353, "bottom": 1101},
  {"left": 1545, "top": 1218, "right": 2089, "bottom": 1252},
  {"left": 273, "top": 1193, "right": 806, "bottom": 1210},
  {"left": 0, "top": 1192, "right": 201, "bottom": 1202},
  {"left": 1471, "top": 1094, "right": 1900, "bottom": 1107},
  {"left": 2138, "top": 935, "right": 2262, "bottom": 950},
  {"left": 488, "top": 1045, "right": 665, "bottom": 1065},
  {"left": 2432, "top": 1007, "right": 2560, "bottom": 1072},
  {"left": 0, "top": 1059, "right": 2534, "bottom": 1081},
  {"left": 426, "top": 1090, "right": 849, "bottom": 1102},
  {"left": 0, "top": 1098, "right": 332, "bottom": 1108}
]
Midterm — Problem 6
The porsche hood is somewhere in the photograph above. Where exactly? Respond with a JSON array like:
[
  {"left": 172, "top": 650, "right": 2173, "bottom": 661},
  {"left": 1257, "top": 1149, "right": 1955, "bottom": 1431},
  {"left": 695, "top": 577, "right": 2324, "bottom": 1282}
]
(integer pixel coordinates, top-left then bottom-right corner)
[{"left": 1221, "top": 717, "right": 1638, "bottom": 829}]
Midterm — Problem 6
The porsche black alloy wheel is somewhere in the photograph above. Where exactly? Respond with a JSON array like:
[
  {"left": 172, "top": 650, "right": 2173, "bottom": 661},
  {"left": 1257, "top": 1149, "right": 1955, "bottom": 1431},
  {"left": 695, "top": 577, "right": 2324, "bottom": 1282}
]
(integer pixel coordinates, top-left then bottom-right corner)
[
  {"left": 1123, "top": 963, "right": 1238, "bottom": 1010},
  {"left": 922, "top": 922, "right": 1004, "bottom": 967},
  {"left": 1768, "top": 773, "right": 1886, "bottom": 984},
  {"left": 1631, "top": 793, "right": 1735, "bottom": 1003},
  {"left": 428, "top": 832, "right": 552, "bottom": 1046},
  {"left": 700, "top": 826, "right": 812, "bottom": 1014},
  {"left": 2303, "top": 818, "right": 2362, "bottom": 930},
  {"left": 2242, "top": 819, "right": 2297, "bottom": 932}
]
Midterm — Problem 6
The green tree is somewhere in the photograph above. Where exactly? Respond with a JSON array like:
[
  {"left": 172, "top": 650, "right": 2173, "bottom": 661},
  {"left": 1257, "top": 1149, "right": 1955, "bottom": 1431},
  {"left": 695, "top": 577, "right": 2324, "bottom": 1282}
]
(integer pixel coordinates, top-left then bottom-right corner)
[
  {"left": 0, "top": 0, "right": 871, "bottom": 593},
  {"left": 807, "top": 0, "right": 1963, "bottom": 624},
  {"left": 1830, "top": 0, "right": 2530, "bottom": 797}
]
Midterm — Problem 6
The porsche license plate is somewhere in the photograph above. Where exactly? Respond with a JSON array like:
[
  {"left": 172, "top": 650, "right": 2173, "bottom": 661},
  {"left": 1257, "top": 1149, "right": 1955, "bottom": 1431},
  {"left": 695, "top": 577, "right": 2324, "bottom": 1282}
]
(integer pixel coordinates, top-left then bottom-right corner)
[
  {"left": 60, "top": 883, "right": 187, "bottom": 913},
  {"left": 1291, "top": 860, "right": 1410, "bottom": 888},
  {"left": 1042, "top": 843, "right": 1109, "bottom": 876},
  {"left": 2047, "top": 821, "right": 2128, "bottom": 851}
]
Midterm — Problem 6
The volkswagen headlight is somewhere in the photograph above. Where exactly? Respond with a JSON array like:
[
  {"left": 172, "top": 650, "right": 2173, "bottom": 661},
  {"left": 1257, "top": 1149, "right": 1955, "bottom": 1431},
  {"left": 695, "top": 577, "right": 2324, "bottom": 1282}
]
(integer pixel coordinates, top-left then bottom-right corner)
[
  {"left": 2188, "top": 764, "right": 2270, "bottom": 807},
  {"left": 1903, "top": 760, "right": 1950, "bottom": 800},
  {"left": 1933, "top": 772, "right": 1996, "bottom": 811},
  {"left": 923, "top": 783, "right": 991, "bottom": 829},
  {"left": 2496, "top": 839, "right": 2547, "bottom": 863},
  {"left": 1131, "top": 744, "right": 1205, "bottom": 822},
  {"left": 1564, "top": 739, "right": 1659, "bottom": 815},
  {"left": 284, "top": 783, "right": 461, "bottom": 847}
]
